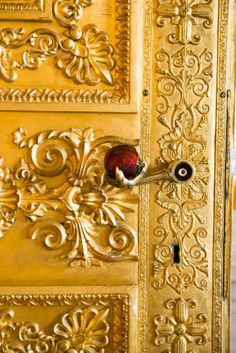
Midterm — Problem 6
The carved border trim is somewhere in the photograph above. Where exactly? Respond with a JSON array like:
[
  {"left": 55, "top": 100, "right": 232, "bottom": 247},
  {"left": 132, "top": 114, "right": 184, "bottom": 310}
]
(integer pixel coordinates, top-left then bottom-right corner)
[
  {"left": 213, "top": 0, "right": 229, "bottom": 351},
  {"left": 0, "top": 293, "right": 128, "bottom": 307},
  {"left": 0, "top": 294, "right": 129, "bottom": 353},
  {"left": 138, "top": 0, "right": 153, "bottom": 351},
  {"left": 0, "top": 0, "right": 51, "bottom": 20},
  {"left": 0, "top": 0, "right": 43, "bottom": 11}
]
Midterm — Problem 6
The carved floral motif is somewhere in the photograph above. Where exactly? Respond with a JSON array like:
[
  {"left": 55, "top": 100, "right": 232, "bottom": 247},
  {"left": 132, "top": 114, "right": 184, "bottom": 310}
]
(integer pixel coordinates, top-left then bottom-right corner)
[
  {"left": 157, "top": 0, "right": 213, "bottom": 44},
  {"left": 154, "top": 298, "right": 208, "bottom": 353},
  {"left": 0, "top": 128, "right": 138, "bottom": 267},
  {"left": 154, "top": 47, "right": 212, "bottom": 293},
  {"left": 0, "top": 0, "right": 131, "bottom": 104},
  {"left": 0, "top": 294, "right": 129, "bottom": 353},
  {"left": 0, "top": 0, "right": 115, "bottom": 86}
]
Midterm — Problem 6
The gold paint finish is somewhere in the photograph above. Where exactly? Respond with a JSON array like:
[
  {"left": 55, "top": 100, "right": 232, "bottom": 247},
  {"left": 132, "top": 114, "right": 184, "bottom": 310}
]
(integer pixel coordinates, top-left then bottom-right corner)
[{"left": 0, "top": 0, "right": 233, "bottom": 352}]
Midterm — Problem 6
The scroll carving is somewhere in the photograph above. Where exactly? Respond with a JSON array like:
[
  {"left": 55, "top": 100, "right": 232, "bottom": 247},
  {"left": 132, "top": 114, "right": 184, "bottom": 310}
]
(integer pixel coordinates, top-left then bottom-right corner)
[
  {"left": 0, "top": 294, "right": 129, "bottom": 353},
  {"left": 0, "top": 128, "right": 138, "bottom": 267},
  {"left": 157, "top": 0, "right": 213, "bottom": 44},
  {"left": 0, "top": 2, "right": 115, "bottom": 86},
  {"left": 153, "top": 47, "right": 212, "bottom": 293},
  {"left": 0, "top": 0, "right": 131, "bottom": 104},
  {"left": 154, "top": 298, "right": 208, "bottom": 353}
]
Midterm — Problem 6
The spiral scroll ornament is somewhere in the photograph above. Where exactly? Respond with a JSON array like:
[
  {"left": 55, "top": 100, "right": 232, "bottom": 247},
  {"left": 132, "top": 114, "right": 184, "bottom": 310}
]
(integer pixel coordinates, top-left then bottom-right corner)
[{"left": 0, "top": 128, "right": 138, "bottom": 268}]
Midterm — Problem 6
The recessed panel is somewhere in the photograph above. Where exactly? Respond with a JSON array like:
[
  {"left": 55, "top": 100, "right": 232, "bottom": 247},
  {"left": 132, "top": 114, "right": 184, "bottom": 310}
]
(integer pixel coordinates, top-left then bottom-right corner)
[{"left": 0, "top": 0, "right": 140, "bottom": 111}]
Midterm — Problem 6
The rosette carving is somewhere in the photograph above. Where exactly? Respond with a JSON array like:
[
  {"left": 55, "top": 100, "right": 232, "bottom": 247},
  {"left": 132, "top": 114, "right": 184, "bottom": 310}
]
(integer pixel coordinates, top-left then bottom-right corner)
[
  {"left": 153, "top": 47, "right": 212, "bottom": 293},
  {"left": 157, "top": 0, "right": 213, "bottom": 44},
  {"left": 154, "top": 298, "right": 208, "bottom": 353},
  {"left": 0, "top": 128, "right": 138, "bottom": 267}
]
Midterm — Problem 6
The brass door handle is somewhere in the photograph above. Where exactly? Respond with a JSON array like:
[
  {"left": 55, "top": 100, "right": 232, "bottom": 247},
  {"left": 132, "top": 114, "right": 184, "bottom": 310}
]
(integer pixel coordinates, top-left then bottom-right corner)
[{"left": 104, "top": 145, "right": 195, "bottom": 187}]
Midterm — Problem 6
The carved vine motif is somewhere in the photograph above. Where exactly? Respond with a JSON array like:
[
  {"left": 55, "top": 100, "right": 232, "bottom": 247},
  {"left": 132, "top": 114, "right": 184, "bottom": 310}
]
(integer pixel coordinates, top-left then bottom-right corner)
[
  {"left": 157, "top": 0, "right": 213, "bottom": 44},
  {"left": 0, "top": 128, "right": 138, "bottom": 267},
  {"left": 0, "top": 1, "right": 115, "bottom": 86},
  {"left": 0, "top": 294, "right": 129, "bottom": 353},
  {"left": 154, "top": 298, "right": 208, "bottom": 353},
  {"left": 153, "top": 47, "right": 212, "bottom": 293}
]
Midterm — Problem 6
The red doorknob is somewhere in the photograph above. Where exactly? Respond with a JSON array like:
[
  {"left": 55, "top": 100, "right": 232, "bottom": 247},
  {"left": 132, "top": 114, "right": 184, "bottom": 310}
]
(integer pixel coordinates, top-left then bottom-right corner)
[{"left": 104, "top": 145, "right": 144, "bottom": 181}]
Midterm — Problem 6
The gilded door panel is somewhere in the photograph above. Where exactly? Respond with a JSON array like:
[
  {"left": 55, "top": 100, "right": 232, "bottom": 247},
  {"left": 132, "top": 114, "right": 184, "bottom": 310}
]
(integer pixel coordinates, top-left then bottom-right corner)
[
  {"left": 0, "top": 286, "right": 137, "bottom": 353},
  {"left": 0, "top": 112, "right": 139, "bottom": 286},
  {"left": 0, "top": 0, "right": 140, "bottom": 112}
]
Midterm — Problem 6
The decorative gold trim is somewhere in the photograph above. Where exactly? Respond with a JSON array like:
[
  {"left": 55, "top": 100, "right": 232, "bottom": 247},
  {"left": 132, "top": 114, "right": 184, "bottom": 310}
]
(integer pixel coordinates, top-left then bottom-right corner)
[
  {"left": 156, "top": 0, "right": 213, "bottom": 44},
  {"left": 0, "top": 0, "right": 44, "bottom": 12},
  {"left": 138, "top": 0, "right": 153, "bottom": 351},
  {"left": 153, "top": 46, "right": 211, "bottom": 293},
  {"left": 154, "top": 298, "right": 208, "bottom": 353},
  {"left": 0, "top": 294, "right": 129, "bottom": 353},
  {"left": 213, "top": 0, "right": 229, "bottom": 351},
  {"left": 0, "top": 0, "right": 130, "bottom": 105},
  {"left": 0, "top": 0, "right": 52, "bottom": 20}
]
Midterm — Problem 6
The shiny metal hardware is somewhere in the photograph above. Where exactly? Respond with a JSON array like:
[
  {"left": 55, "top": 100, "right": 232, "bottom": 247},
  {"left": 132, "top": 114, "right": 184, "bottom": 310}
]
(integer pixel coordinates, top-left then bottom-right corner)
[{"left": 105, "top": 145, "right": 195, "bottom": 187}]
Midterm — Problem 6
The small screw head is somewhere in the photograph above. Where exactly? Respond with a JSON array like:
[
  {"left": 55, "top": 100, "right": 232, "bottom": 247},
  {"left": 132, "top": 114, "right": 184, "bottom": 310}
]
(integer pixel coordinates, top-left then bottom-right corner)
[
  {"left": 220, "top": 92, "right": 226, "bottom": 99},
  {"left": 142, "top": 89, "right": 149, "bottom": 97}
]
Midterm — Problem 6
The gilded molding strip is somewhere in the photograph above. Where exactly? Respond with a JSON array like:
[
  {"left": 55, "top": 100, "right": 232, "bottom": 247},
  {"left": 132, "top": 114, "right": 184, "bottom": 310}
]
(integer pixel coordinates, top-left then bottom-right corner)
[
  {"left": 156, "top": 0, "right": 213, "bottom": 44},
  {"left": 0, "top": 0, "right": 51, "bottom": 20},
  {"left": 139, "top": 0, "right": 153, "bottom": 351},
  {"left": 0, "top": 294, "right": 129, "bottom": 353},
  {"left": 0, "top": 0, "right": 44, "bottom": 12},
  {"left": 0, "top": 0, "right": 130, "bottom": 104},
  {"left": 153, "top": 46, "right": 211, "bottom": 293},
  {"left": 154, "top": 298, "right": 208, "bottom": 353},
  {"left": 213, "top": 0, "right": 229, "bottom": 351},
  {"left": 0, "top": 128, "right": 138, "bottom": 268}
]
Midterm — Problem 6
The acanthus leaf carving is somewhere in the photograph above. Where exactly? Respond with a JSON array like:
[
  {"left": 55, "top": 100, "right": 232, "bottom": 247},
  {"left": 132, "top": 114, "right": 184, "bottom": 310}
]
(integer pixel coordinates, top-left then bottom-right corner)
[
  {"left": 157, "top": 0, "right": 213, "bottom": 44},
  {"left": 154, "top": 298, "right": 208, "bottom": 353},
  {"left": 0, "top": 294, "right": 129, "bottom": 353},
  {"left": 0, "top": 128, "right": 139, "bottom": 268},
  {"left": 153, "top": 47, "right": 212, "bottom": 293},
  {"left": 0, "top": 0, "right": 131, "bottom": 104}
]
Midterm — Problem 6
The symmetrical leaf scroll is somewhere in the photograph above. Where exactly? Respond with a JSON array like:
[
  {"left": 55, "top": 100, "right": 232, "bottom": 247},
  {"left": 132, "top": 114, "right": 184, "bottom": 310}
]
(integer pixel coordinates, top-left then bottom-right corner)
[
  {"left": 0, "top": 1, "right": 114, "bottom": 86},
  {"left": 0, "top": 294, "right": 129, "bottom": 353},
  {"left": 0, "top": 0, "right": 131, "bottom": 104},
  {"left": 154, "top": 47, "right": 212, "bottom": 293},
  {"left": 0, "top": 128, "right": 138, "bottom": 268}
]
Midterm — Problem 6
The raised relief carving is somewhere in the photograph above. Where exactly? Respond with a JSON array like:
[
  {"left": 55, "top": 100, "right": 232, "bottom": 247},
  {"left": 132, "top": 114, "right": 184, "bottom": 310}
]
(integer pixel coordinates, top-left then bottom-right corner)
[
  {"left": 154, "top": 298, "right": 207, "bottom": 353},
  {"left": 0, "top": 0, "right": 131, "bottom": 104},
  {"left": 0, "top": 294, "right": 129, "bottom": 353},
  {"left": 0, "top": 0, "right": 52, "bottom": 20},
  {"left": 0, "top": 128, "right": 138, "bottom": 267},
  {"left": 157, "top": 0, "right": 213, "bottom": 44},
  {"left": 153, "top": 47, "right": 212, "bottom": 293},
  {"left": 0, "top": 1, "right": 115, "bottom": 86}
]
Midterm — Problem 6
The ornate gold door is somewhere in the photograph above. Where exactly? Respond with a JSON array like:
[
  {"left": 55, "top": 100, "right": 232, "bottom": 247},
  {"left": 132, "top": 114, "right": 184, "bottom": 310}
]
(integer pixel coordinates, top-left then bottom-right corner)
[{"left": 0, "top": 0, "right": 234, "bottom": 352}]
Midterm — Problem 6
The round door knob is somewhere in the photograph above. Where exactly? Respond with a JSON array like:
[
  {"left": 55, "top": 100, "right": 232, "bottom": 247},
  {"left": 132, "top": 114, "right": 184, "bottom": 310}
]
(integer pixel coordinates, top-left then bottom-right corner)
[{"left": 104, "top": 145, "right": 144, "bottom": 181}]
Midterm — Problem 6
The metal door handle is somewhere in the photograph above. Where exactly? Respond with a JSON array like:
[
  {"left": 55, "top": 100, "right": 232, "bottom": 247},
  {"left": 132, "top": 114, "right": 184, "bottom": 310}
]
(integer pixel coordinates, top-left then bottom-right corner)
[{"left": 104, "top": 145, "right": 195, "bottom": 187}]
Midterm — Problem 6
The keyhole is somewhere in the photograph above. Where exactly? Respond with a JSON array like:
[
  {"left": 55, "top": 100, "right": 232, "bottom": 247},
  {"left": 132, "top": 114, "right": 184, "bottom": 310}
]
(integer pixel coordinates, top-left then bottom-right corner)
[{"left": 173, "top": 244, "right": 180, "bottom": 264}]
